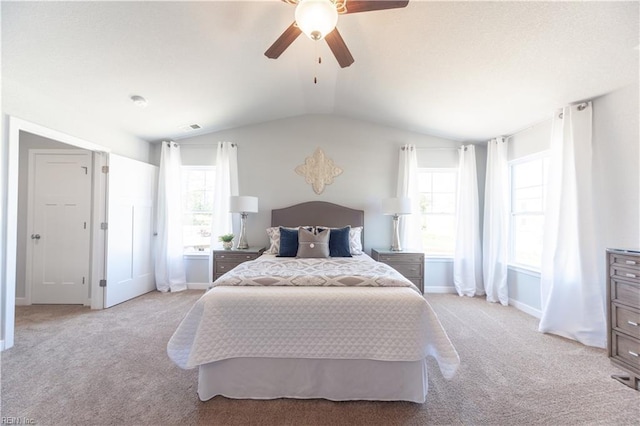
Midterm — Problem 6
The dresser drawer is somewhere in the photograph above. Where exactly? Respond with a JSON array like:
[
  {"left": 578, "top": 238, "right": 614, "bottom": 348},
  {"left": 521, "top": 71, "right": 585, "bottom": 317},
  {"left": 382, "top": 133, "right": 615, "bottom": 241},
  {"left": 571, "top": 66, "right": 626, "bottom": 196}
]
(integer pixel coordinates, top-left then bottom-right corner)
[
  {"left": 376, "top": 253, "right": 424, "bottom": 264},
  {"left": 215, "top": 262, "right": 240, "bottom": 274},
  {"left": 612, "top": 331, "right": 640, "bottom": 370},
  {"left": 612, "top": 303, "right": 640, "bottom": 339},
  {"left": 611, "top": 278, "right": 640, "bottom": 309}
]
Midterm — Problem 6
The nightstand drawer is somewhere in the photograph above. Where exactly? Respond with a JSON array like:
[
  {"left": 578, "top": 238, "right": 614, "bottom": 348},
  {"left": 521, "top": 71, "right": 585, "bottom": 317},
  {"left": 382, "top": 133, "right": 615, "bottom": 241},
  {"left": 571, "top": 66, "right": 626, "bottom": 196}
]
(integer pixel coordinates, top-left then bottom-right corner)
[
  {"left": 612, "top": 331, "right": 640, "bottom": 369},
  {"left": 215, "top": 262, "right": 240, "bottom": 274},
  {"left": 612, "top": 304, "right": 640, "bottom": 339},
  {"left": 611, "top": 253, "right": 640, "bottom": 270},
  {"left": 376, "top": 253, "right": 424, "bottom": 264},
  {"left": 388, "top": 262, "right": 423, "bottom": 278},
  {"left": 214, "top": 252, "right": 261, "bottom": 262},
  {"left": 611, "top": 278, "right": 640, "bottom": 309}
]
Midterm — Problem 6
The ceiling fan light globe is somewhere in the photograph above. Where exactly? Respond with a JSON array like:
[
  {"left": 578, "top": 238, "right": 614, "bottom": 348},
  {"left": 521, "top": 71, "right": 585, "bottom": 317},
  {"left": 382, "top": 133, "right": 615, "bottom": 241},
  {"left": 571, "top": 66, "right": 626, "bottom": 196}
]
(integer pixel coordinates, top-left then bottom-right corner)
[{"left": 295, "top": 0, "right": 338, "bottom": 41}]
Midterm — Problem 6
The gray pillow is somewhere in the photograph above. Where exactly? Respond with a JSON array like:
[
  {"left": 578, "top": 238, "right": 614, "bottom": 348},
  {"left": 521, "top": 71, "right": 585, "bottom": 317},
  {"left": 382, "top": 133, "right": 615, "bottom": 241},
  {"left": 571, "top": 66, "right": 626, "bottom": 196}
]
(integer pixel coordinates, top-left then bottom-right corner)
[{"left": 297, "top": 227, "right": 330, "bottom": 258}]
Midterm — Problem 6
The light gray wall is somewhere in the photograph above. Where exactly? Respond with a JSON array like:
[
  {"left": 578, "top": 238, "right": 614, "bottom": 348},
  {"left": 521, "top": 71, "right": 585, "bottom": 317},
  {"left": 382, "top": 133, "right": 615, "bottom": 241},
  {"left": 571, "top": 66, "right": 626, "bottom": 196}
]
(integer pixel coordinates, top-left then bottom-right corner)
[
  {"left": 507, "top": 82, "right": 640, "bottom": 314},
  {"left": 154, "top": 114, "right": 472, "bottom": 290}
]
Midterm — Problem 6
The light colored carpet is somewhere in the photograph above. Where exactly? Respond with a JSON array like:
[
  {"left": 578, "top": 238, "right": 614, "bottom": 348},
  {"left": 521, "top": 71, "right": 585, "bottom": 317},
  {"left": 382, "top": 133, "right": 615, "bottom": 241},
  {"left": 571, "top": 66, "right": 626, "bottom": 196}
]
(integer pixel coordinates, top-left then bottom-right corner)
[{"left": 1, "top": 291, "right": 639, "bottom": 425}]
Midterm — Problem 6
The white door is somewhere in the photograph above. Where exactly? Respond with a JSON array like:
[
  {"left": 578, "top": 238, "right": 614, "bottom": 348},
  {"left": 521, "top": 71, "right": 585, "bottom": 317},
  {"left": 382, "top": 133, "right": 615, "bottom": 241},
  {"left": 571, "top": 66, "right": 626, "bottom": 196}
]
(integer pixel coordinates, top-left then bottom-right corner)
[
  {"left": 104, "top": 154, "right": 157, "bottom": 308},
  {"left": 29, "top": 150, "right": 92, "bottom": 304}
]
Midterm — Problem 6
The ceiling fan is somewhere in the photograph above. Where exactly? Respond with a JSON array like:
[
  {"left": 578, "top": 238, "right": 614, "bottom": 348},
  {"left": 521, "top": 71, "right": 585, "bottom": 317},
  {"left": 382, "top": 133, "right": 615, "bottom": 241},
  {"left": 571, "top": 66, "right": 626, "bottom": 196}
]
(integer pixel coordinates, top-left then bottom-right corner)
[{"left": 265, "top": 0, "right": 410, "bottom": 68}]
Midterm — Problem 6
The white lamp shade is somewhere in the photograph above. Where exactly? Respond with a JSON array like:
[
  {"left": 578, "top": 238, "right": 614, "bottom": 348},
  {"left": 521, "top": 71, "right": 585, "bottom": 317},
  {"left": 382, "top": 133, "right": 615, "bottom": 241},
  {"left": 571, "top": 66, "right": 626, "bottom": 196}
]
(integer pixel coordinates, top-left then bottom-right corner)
[
  {"left": 295, "top": 0, "right": 338, "bottom": 41},
  {"left": 382, "top": 197, "right": 412, "bottom": 215},
  {"left": 229, "top": 196, "right": 258, "bottom": 213}
]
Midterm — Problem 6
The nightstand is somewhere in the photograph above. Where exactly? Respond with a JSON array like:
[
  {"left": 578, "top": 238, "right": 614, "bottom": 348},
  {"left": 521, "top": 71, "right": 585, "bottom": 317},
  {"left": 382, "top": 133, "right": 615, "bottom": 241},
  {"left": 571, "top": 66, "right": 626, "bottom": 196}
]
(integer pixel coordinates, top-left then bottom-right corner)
[
  {"left": 371, "top": 248, "right": 424, "bottom": 294},
  {"left": 213, "top": 246, "right": 265, "bottom": 281}
]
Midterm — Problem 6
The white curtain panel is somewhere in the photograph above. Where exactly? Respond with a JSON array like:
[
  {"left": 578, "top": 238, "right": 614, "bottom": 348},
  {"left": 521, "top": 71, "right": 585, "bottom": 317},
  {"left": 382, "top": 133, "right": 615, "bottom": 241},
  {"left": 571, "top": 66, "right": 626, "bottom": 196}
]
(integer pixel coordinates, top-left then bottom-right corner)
[
  {"left": 208, "top": 142, "right": 239, "bottom": 283},
  {"left": 538, "top": 102, "right": 605, "bottom": 347},
  {"left": 482, "top": 138, "right": 509, "bottom": 305},
  {"left": 397, "top": 144, "right": 424, "bottom": 251},
  {"left": 155, "top": 142, "right": 187, "bottom": 293},
  {"left": 453, "top": 145, "right": 484, "bottom": 297}
]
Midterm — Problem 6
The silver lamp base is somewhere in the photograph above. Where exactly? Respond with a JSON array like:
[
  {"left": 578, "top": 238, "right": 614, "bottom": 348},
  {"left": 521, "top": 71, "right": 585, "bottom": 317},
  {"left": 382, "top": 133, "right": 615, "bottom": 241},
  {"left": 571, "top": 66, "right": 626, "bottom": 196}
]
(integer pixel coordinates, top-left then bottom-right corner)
[
  {"left": 236, "top": 212, "right": 249, "bottom": 249},
  {"left": 390, "top": 214, "right": 402, "bottom": 251}
]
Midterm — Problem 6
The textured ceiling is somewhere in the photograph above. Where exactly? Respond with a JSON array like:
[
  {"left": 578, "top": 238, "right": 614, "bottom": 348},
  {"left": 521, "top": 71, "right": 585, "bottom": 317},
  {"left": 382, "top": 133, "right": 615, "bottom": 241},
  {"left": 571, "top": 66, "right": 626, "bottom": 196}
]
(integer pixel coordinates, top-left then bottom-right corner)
[{"left": 2, "top": 1, "right": 638, "bottom": 143}]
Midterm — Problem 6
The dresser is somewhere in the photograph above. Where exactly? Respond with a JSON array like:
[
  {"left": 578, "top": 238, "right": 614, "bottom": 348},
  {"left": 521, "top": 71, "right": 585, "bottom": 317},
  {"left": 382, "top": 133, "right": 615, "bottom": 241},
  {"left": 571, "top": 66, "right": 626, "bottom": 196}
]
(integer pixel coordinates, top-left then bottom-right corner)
[
  {"left": 606, "top": 248, "right": 640, "bottom": 391},
  {"left": 213, "top": 246, "right": 265, "bottom": 281},
  {"left": 371, "top": 249, "right": 424, "bottom": 294}
]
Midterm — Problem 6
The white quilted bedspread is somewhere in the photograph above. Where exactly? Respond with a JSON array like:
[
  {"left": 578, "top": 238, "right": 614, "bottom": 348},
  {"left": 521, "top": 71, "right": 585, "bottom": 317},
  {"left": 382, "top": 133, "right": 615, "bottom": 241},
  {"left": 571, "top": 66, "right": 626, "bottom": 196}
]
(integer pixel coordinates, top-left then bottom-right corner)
[{"left": 167, "top": 256, "right": 460, "bottom": 379}]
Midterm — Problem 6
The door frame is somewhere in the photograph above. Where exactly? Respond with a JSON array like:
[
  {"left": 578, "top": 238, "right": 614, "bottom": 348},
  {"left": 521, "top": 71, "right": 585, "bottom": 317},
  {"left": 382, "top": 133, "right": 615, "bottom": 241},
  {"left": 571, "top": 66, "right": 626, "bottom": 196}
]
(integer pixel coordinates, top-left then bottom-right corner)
[
  {"left": 3, "top": 116, "right": 111, "bottom": 350},
  {"left": 25, "top": 149, "right": 93, "bottom": 306}
]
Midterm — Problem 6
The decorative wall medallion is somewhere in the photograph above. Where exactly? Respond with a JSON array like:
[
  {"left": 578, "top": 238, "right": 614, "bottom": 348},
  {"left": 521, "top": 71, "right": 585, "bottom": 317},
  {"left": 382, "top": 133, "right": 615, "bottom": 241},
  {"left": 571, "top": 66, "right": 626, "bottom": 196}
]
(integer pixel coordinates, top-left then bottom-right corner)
[{"left": 295, "top": 148, "right": 343, "bottom": 195}]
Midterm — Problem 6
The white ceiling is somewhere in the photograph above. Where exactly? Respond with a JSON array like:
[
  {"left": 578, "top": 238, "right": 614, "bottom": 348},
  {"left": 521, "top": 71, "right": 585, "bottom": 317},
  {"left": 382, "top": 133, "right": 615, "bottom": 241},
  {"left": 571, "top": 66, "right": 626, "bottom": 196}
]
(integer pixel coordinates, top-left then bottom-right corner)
[{"left": 2, "top": 0, "right": 638, "bottom": 143}]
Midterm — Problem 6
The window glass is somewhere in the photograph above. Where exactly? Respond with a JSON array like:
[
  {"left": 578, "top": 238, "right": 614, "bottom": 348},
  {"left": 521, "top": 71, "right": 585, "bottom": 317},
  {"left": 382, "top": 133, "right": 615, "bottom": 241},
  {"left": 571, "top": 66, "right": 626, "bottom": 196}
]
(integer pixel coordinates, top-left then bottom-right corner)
[
  {"left": 418, "top": 169, "right": 457, "bottom": 256},
  {"left": 182, "top": 167, "right": 215, "bottom": 252},
  {"left": 509, "top": 154, "right": 549, "bottom": 269}
]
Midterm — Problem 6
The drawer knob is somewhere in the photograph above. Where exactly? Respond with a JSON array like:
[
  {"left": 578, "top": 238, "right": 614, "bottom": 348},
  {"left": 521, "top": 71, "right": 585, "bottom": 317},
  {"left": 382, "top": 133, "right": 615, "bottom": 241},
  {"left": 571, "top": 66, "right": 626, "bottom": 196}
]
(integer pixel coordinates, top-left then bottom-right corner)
[
  {"left": 625, "top": 273, "right": 637, "bottom": 278},
  {"left": 628, "top": 320, "right": 639, "bottom": 327},
  {"left": 220, "top": 255, "right": 225, "bottom": 258},
  {"left": 625, "top": 260, "right": 637, "bottom": 265},
  {"left": 629, "top": 351, "right": 639, "bottom": 358},
  {"left": 246, "top": 255, "right": 251, "bottom": 259}
]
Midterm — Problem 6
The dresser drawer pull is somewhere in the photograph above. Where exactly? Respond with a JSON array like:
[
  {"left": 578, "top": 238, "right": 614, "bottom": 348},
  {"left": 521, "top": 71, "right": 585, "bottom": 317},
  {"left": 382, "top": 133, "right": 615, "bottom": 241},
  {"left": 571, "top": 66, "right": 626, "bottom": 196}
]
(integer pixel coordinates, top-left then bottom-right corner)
[
  {"left": 219, "top": 255, "right": 225, "bottom": 259},
  {"left": 629, "top": 351, "right": 639, "bottom": 357},
  {"left": 628, "top": 320, "right": 639, "bottom": 327},
  {"left": 624, "top": 273, "right": 637, "bottom": 278},
  {"left": 625, "top": 260, "right": 637, "bottom": 265},
  {"left": 246, "top": 255, "right": 252, "bottom": 259}
]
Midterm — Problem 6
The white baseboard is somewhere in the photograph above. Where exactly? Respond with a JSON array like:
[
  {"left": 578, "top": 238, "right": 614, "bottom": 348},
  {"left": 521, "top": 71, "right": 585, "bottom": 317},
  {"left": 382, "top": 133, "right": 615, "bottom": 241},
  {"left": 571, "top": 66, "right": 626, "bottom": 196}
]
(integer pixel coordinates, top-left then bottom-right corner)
[
  {"left": 187, "top": 283, "right": 210, "bottom": 291},
  {"left": 15, "top": 297, "right": 28, "bottom": 306},
  {"left": 509, "top": 298, "right": 542, "bottom": 319},
  {"left": 424, "top": 286, "right": 457, "bottom": 294}
]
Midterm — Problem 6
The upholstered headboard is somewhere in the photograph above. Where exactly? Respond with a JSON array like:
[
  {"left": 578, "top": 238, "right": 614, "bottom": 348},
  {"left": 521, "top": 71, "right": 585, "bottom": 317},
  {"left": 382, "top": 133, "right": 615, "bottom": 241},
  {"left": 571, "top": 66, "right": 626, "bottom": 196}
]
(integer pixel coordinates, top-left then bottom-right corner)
[{"left": 271, "top": 201, "right": 364, "bottom": 228}]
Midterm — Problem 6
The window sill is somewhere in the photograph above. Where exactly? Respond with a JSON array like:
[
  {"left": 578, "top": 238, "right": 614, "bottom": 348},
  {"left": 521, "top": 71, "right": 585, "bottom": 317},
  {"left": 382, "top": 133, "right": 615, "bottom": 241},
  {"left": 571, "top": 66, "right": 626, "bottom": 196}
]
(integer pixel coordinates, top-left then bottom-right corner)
[
  {"left": 183, "top": 252, "right": 209, "bottom": 260},
  {"left": 425, "top": 256, "right": 454, "bottom": 262},
  {"left": 508, "top": 264, "right": 541, "bottom": 278}
]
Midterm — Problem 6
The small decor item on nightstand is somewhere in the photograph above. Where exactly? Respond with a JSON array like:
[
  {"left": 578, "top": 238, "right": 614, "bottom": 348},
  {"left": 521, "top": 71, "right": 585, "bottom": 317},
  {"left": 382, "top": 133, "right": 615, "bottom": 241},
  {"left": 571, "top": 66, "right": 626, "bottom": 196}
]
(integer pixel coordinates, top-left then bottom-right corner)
[{"left": 218, "top": 234, "right": 235, "bottom": 250}]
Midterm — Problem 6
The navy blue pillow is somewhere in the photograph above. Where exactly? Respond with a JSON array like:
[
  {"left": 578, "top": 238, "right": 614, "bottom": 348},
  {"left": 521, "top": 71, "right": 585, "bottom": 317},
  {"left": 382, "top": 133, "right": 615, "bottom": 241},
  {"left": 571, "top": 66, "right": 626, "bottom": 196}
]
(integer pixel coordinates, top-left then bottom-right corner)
[
  {"left": 278, "top": 227, "right": 299, "bottom": 257},
  {"left": 329, "top": 226, "right": 352, "bottom": 257}
]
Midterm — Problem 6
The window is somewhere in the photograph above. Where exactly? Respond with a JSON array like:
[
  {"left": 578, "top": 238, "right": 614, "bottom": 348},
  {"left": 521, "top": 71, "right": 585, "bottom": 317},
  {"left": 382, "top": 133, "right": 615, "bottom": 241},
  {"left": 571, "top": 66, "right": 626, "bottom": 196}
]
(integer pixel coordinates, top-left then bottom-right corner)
[
  {"left": 418, "top": 169, "right": 458, "bottom": 256},
  {"left": 509, "top": 154, "right": 549, "bottom": 269},
  {"left": 182, "top": 167, "right": 215, "bottom": 253}
]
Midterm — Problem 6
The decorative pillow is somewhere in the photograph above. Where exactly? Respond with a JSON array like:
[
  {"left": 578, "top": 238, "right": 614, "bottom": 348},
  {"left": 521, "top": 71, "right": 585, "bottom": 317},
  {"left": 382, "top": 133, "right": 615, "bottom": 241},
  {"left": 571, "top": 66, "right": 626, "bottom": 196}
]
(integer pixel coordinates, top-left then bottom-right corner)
[
  {"left": 328, "top": 226, "right": 352, "bottom": 257},
  {"left": 297, "top": 227, "right": 330, "bottom": 258},
  {"left": 277, "top": 227, "right": 299, "bottom": 257},
  {"left": 349, "top": 226, "right": 363, "bottom": 255},
  {"left": 316, "top": 225, "right": 363, "bottom": 255},
  {"left": 265, "top": 226, "right": 312, "bottom": 254}
]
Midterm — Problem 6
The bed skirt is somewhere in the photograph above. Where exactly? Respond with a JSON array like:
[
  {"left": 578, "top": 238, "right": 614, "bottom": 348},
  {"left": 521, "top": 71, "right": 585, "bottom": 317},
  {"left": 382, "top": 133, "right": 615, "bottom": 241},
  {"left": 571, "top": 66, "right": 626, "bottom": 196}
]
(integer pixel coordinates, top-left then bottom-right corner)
[{"left": 198, "top": 357, "right": 428, "bottom": 403}]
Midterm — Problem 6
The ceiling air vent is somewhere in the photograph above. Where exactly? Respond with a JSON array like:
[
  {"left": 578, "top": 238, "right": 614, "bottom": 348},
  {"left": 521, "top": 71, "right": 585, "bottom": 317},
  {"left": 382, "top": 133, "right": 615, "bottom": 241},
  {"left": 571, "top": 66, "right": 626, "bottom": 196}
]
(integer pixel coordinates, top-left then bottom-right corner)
[{"left": 179, "top": 123, "right": 202, "bottom": 132}]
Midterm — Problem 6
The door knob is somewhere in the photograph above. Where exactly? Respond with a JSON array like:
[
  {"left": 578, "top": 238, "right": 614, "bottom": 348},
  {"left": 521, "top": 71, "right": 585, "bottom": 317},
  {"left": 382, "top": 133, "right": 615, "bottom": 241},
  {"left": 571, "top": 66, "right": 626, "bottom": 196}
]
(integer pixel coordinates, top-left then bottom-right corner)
[{"left": 31, "top": 234, "right": 41, "bottom": 240}]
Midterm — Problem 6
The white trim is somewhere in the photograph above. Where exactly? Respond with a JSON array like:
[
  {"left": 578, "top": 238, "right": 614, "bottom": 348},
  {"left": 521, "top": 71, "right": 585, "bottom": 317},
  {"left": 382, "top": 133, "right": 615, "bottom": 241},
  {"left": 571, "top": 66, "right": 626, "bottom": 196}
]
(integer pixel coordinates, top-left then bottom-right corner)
[
  {"left": 186, "top": 283, "right": 209, "bottom": 291},
  {"left": 184, "top": 252, "right": 209, "bottom": 260},
  {"left": 509, "top": 298, "right": 542, "bottom": 319},
  {"left": 15, "top": 297, "right": 28, "bottom": 306},
  {"left": 424, "top": 286, "right": 457, "bottom": 294},
  {"left": 0, "top": 340, "right": 4, "bottom": 351},
  {"left": 90, "top": 152, "right": 108, "bottom": 310}
]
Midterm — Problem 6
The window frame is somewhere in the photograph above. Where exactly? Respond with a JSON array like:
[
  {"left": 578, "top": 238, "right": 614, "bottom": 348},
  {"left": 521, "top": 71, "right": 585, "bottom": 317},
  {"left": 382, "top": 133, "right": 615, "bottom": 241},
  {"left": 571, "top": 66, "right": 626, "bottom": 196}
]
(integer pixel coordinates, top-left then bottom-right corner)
[
  {"left": 417, "top": 167, "right": 458, "bottom": 258},
  {"left": 508, "top": 151, "right": 550, "bottom": 272},
  {"left": 181, "top": 165, "right": 216, "bottom": 254}
]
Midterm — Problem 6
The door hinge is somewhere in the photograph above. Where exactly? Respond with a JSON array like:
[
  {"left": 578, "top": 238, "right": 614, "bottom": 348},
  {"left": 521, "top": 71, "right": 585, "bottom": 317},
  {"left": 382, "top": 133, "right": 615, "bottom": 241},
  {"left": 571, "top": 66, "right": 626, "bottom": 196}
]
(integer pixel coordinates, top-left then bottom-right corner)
[
  {"left": 99, "top": 279, "right": 107, "bottom": 287},
  {"left": 100, "top": 222, "right": 108, "bottom": 230},
  {"left": 102, "top": 165, "right": 109, "bottom": 173},
  {"left": 82, "top": 277, "right": 85, "bottom": 284}
]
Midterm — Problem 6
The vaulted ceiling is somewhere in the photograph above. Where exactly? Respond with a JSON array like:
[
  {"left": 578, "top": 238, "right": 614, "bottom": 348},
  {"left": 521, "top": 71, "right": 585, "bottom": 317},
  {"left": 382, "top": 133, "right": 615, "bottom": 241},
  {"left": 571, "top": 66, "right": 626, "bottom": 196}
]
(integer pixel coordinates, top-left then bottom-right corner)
[{"left": 2, "top": 1, "right": 638, "bottom": 143}]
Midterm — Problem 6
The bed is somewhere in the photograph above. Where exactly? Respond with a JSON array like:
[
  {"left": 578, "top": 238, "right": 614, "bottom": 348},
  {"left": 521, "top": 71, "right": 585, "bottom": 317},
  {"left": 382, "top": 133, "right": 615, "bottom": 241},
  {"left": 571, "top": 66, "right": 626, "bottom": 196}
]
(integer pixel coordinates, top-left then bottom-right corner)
[{"left": 167, "top": 201, "right": 459, "bottom": 403}]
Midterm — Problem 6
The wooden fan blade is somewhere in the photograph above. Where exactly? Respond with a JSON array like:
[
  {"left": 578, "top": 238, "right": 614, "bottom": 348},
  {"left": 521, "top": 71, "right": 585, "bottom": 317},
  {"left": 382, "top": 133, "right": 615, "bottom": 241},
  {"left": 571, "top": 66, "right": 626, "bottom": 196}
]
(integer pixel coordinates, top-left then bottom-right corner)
[
  {"left": 325, "top": 28, "right": 355, "bottom": 68},
  {"left": 265, "top": 22, "right": 302, "bottom": 59},
  {"left": 343, "top": 0, "right": 409, "bottom": 14}
]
